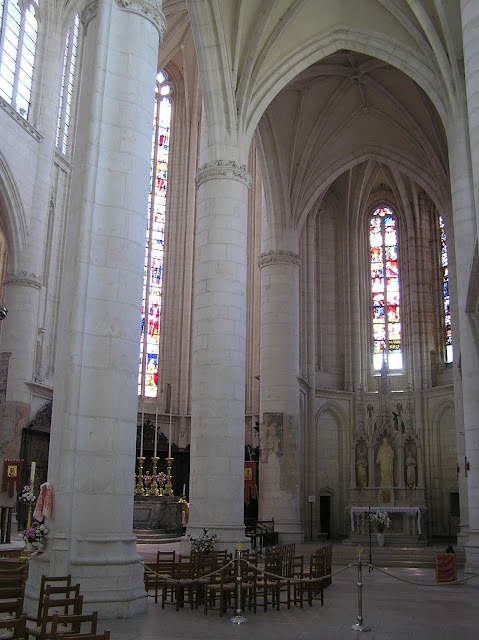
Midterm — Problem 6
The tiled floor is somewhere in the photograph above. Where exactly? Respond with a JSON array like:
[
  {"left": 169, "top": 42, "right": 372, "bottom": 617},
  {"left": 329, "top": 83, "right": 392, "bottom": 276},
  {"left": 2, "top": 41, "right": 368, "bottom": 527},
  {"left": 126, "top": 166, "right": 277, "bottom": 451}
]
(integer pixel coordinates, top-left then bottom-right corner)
[{"left": 104, "top": 541, "right": 478, "bottom": 640}]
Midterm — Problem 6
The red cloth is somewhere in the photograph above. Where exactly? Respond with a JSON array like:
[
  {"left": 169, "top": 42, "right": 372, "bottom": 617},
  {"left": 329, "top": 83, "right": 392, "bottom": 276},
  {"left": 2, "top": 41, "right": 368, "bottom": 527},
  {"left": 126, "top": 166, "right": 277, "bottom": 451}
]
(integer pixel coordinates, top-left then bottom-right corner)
[
  {"left": 2, "top": 460, "right": 22, "bottom": 498},
  {"left": 244, "top": 462, "right": 257, "bottom": 504},
  {"left": 33, "top": 482, "right": 53, "bottom": 522}
]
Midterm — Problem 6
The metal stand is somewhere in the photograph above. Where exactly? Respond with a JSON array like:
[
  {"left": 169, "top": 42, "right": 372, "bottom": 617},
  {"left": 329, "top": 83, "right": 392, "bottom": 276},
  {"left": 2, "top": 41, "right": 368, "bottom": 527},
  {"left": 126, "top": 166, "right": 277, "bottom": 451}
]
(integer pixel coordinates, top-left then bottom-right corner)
[
  {"left": 367, "top": 507, "right": 373, "bottom": 571},
  {"left": 351, "top": 545, "right": 370, "bottom": 632},
  {"left": 230, "top": 543, "right": 247, "bottom": 624},
  {"left": 163, "top": 457, "right": 174, "bottom": 496},
  {"left": 134, "top": 457, "right": 146, "bottom": 495},
  {"left": 149, "top": 457, "right": 160, "bottom": 496}
]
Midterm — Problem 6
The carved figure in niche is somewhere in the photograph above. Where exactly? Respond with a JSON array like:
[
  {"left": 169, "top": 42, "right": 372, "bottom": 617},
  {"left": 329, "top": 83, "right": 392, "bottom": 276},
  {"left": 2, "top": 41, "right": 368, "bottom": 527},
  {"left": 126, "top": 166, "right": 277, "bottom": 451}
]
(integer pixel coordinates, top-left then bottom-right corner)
[
  {"left": 356, "top": 443, "right": 368, "bottom": 488},
  {"left": 405, "top": 445, "right": 417, "bottom": 488},
  {"left": 392, "top": 403, "right": 405, "bottom": 432},
  {"left": 376, "top": 437, "right": 394, "bottom": 485}
]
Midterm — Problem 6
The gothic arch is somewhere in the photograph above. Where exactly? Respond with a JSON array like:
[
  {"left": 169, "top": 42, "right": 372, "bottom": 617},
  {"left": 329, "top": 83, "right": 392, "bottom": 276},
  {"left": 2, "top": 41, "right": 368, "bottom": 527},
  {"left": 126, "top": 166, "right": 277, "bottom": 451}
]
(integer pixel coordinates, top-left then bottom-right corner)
[{"left": 0, "top": 153, "right": 27, "bottom": 273}]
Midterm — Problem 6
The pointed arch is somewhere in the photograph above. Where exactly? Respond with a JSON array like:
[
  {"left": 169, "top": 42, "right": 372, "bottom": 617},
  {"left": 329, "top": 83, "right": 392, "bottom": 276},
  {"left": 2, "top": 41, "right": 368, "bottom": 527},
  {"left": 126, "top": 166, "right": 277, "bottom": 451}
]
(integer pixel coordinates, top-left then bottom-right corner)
[{"left": 0, "top": 152, "right": 27, "bottom": 271}]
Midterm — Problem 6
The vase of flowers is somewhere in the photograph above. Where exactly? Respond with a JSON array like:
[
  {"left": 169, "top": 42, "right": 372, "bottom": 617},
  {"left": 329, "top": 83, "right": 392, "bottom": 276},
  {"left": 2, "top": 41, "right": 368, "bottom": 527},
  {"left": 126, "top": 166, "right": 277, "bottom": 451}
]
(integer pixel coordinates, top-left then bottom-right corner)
[
  {"left": 157, "top": 472, "right": 167, "bottom": 495},
  {"left": 19, "top": 484, "right": 36, "bottom": 504},
  {"left": 369, "top": 510, "right": 391, "bottom": 547},
  {"left": 189, "top": 528, "right": 217, "bottom": 554},
  {"left": 23, "top": 521, "right": 48, "bottom": 553}
]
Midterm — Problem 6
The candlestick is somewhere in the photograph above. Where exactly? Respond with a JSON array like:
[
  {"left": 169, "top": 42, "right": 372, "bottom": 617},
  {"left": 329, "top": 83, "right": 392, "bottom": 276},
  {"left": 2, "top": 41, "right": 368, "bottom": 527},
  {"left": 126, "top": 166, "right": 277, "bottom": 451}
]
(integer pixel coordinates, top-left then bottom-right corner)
[
  {"left": 182, "top": 483, "right": 186, "bottom": 496},
  {"left": 30, "top": 461, "right": 36, "bottom": 484},
  {"left": 140, "top": 408, "right": 144, "bottom": 457},
  {"left": 164, "top": 457, "right": 174, "bottom": 496},
  {"left": 150, "top": 456, "right": 159, "bottom": 496},
  {"left": 168, "top": 408, "right": 172, "bottom": 458},
  {"left": 154, "top": 407, "right": 158, "bottom": 458},
  {"left": 134, "top": 457, "right": 146, "bottom": 495}
]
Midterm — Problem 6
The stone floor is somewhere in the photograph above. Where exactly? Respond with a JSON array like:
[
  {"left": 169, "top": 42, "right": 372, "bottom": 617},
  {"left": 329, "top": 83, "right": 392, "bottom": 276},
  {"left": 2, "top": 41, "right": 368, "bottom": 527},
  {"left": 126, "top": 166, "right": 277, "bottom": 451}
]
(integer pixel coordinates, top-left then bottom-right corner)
[{"left": 104, "top": 540, "right": 478, "bottom": 640}]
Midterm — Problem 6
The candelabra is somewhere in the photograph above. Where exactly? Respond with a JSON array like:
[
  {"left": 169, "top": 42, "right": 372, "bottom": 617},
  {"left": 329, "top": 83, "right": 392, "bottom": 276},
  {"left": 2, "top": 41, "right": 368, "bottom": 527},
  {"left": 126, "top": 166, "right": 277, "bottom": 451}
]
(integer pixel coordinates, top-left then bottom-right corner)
[
  {"left": 134, "top": 457, "right": 146, "bottom": 495},
  {"left": 163, "top": 457, "right": 174, "bottom": 496},
  {"left": 149, "top": 457, "right": 160, "bottom": 496}
]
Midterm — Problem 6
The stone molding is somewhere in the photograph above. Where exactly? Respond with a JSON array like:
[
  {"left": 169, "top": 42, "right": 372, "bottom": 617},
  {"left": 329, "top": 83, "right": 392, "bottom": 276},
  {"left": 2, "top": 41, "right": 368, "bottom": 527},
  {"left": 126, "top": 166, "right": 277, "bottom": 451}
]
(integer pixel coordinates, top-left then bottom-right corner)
[
  {"left": 258, "top": 250, "right": 301, "bottom": 270},
  {"left": 0, "top": 97, "right": 42, "bottom": 142},
  {"left": 195, "top": 160, "right": 252, "bottom": 189},
  {"left": 3, "top": 272, "right": 42, "bottom": 290},
  {"left": 80, "top": 0, "right": 98, "bottom": 30},
  {"left": 115, "top": 0, "right": 166, "bottom": 38}
]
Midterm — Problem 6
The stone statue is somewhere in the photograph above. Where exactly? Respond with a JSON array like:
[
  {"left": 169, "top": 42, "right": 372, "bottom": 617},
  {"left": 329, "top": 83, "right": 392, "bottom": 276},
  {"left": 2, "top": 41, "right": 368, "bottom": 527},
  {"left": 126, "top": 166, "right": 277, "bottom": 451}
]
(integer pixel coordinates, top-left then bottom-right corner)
[
  {"left": 376, "top": 437, "right": 394, "bottom": 485},
  {"left": 405, "top": 447, "right": 417, "bottom": 487},
  {"left": 356, "top": 445, "right": 368, "bottom": 488}
]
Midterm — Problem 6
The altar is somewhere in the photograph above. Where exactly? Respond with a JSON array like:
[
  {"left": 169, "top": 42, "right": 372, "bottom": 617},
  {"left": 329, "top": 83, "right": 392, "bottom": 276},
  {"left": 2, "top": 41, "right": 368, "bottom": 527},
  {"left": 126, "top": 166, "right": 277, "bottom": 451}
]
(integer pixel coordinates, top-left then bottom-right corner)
[
  {"left": 350, "top": 506, "right": 422, "bottom": 538},
  {"left": 133, "top": 495, "right": 183, "bottom": 535}
]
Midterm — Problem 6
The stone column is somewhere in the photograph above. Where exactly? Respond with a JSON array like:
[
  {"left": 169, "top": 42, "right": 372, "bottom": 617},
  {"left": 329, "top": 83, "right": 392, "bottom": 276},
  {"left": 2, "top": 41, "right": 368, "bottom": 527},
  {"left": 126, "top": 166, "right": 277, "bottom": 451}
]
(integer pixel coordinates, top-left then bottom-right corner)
[
  {"left": 447, "top": 108, "right": 479, "bottom": 579},
  {"left": 258, "top": 249, "right": 303, "bottom": 541},
  {"left": 462, "top": 0, "right": 479, "bottom": 225},
  {"left": 26, "top": 0, "right": 166, "bottom": 616},
  {"left": 186, "top": 160, "right": 251, "bottom": 548}
]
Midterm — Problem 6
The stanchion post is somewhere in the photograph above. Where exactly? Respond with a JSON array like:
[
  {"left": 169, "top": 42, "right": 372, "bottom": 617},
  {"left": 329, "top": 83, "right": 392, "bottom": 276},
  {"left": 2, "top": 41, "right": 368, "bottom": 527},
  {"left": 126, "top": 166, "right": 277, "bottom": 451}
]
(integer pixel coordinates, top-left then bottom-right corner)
[
  {"left": 351, "top": 544, "right": 370, "bottom": 633},
  {"left": 230, "top": 542, "right": 247, "bottom": 625}
]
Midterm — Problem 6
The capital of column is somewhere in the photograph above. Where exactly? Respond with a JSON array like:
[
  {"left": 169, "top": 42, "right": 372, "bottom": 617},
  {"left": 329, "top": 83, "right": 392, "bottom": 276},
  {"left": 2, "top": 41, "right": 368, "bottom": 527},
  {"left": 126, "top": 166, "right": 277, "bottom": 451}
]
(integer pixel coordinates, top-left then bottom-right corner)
[
  {"left": 115, "top": 0, "right": 166, "bottom": 38},
  {"left": 82, "top": 0, "right": 166, "bottom": 39},
  {"left": 258, "top": 250, "right": 301, "bottom": 270},
  {"left": 195, "top": 160, "right": 252, "bottom": 189},
  {"left": 3, "top": 272, "right": 42, "bottom": 290}
]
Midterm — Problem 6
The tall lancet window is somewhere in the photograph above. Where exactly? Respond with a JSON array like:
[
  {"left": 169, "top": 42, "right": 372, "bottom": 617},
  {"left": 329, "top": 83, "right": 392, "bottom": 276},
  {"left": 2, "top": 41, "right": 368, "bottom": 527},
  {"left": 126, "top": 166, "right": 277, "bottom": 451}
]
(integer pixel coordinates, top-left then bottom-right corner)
[
  {"left": 55, "top": 14, "right": 80, "bottom": 155},
  {"left": 0, "top": 0, "right": 39, "bottom": 118},
  {"left": 138, "top": 71, "right": 171, "bottom": 398},
  {"left": 439, "top": 216, "right": 453, "bottom": 363},
  {"left": 370, "top": 206, "right": 402, "bottom": 371}
]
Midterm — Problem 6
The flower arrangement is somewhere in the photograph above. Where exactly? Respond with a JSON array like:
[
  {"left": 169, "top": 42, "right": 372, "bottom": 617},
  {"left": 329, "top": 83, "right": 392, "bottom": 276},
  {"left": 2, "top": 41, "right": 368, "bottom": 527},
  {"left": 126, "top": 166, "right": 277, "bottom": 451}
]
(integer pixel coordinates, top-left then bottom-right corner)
[
  {"left": 23, "top": 521, "right": 48, "bottom": 551},
  {"left": 369, "top": 510, "right": 391, "bottom": 533},
  {"left": 157, "top": 472, "right": 167, "bottom": 486},
  {"left": 19, "top": 485, "right": 36, "bottom": 503},
  {"left": 189, "top": 528, "right": 217, "bottom": 553}
]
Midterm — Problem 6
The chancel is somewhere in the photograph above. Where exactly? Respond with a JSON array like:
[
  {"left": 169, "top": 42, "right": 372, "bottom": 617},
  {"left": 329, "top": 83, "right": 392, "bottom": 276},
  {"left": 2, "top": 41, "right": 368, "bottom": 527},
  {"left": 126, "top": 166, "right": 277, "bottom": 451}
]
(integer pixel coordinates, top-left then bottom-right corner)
[{"left": 0, "top": 0, "right": 478, "bottom": 621}]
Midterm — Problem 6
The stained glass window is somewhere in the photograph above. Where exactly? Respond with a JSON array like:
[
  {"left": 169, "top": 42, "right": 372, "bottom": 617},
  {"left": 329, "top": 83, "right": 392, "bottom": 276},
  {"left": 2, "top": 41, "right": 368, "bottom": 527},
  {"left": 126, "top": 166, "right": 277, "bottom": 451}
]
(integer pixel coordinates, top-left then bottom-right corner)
[
  {"left": 138, "top": 71, "right": 171, "bottom": 398},
  {"left": 55, "top": 13, "right": 80, "bottom": 155},
  {"left": 0, "top": 1, "right": 39, "bottom": 119},
  {"left": 370, "top": 207, "right": 402, "bottom": 370},
  {"left": 440, "top": 216, "right": 453, "bottom": 363}
]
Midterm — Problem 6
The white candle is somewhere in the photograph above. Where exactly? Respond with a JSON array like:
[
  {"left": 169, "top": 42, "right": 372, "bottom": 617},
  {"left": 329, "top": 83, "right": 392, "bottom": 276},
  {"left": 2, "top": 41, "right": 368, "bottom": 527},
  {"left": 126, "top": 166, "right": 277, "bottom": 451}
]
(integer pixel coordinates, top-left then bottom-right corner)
[
  {"left": 168, "top": 407, "right": 172, "bottom": 458},
  {"left": 154, "top": 407, "right": 158, "bottom": 458},
  {"left": 30, "top": 461, "right": 36, "bottom": 484},
  {"left": 140, "top": 408, "right": 144, "bottom": 457},
  {"left": 182, "top": 483, "right": 186, "bottom": 496}
]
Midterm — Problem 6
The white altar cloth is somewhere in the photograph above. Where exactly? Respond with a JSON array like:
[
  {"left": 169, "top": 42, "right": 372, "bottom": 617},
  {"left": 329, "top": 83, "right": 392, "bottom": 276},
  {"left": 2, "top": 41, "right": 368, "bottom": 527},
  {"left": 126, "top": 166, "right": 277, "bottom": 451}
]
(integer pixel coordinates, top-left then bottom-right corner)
[{"left": 350, "top": 506, "right": 422, "bottom": 534}]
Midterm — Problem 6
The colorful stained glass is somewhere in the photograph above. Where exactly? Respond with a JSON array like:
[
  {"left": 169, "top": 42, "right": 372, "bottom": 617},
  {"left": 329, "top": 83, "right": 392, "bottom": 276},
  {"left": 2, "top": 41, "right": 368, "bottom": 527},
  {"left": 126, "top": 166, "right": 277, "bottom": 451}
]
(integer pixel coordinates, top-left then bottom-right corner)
[
  {"left": 370, "top": 207, "right": 402, "bottom": 370},
  {"left": 440, "top": 217, "right": 453, "bottom": 363},
  {"left": 138, "top": 72, "right": 171, "bottom": 398}
]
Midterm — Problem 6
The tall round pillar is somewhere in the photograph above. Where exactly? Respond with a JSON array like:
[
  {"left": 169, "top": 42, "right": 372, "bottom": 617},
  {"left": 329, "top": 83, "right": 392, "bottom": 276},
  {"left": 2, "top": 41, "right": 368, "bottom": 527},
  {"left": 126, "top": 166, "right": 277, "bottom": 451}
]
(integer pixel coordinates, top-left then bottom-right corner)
[
  {"left": 258, "top": 249, "right": 303, "bottom": 541},
  {"left": 26, "top": 0, "right": 166, "bottom": 616},
  {"left": 447, "top": 110, "right": 479, "bottom": 579},
  {"left": 187, "top": 160, "right": 251, "bottom": 548}
]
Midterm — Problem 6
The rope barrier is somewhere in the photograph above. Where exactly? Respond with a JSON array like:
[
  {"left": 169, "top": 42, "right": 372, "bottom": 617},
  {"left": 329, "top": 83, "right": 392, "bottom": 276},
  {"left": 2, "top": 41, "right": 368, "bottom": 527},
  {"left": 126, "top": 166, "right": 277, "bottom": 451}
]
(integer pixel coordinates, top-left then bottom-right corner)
[{"left": 369, "top": 562, "right": 479, "bottom": 586}]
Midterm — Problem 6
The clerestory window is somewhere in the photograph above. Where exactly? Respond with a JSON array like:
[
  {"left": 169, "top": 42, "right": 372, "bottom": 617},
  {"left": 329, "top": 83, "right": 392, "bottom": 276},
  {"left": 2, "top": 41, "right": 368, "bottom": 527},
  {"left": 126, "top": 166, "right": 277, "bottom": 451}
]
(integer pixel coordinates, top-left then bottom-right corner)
[
  {"left": 0, "top": 0, "right": 38, "bottom": 119},
  {"left": 55, "top": 13, "right": 80, "bottom": 155},
  {"left": 138, "top": 71, "right": 171, "bottom": 398},
  {"left": 439, "top": 216, "right": 453, "bottom": 364},
  {"left": 370, "top": 206, "right": 402, "bottom": 371}
]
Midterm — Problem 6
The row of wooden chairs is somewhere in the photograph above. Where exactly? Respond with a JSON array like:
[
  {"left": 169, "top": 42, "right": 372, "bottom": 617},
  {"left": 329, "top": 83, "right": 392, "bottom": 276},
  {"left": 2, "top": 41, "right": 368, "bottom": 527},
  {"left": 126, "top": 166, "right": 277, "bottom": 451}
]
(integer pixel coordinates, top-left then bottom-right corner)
[
  {"left": 0, "top": 564, "right": 110, "bottom": 640},
  {"left": 143, "top": 544, "right": 333, "bottom": 616}
]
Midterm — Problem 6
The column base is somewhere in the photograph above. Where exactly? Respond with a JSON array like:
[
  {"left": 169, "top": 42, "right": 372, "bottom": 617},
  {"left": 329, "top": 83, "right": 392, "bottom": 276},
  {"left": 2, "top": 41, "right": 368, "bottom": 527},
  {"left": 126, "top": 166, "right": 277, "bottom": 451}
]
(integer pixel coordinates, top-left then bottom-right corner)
[
  {"left": 464, "top": 529, "right": 479, "bottom": 585},
  {"left": 24, "top": 534, "right": 147, "bottom": 618}
]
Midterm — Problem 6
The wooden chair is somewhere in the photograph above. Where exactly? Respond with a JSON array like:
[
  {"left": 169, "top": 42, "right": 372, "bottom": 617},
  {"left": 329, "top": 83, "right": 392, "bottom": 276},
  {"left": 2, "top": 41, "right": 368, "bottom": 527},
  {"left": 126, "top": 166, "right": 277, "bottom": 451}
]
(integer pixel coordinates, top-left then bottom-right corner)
[
  {"left": 306, "top": 553, "right": 326, "bottom": 606},
  {"left": 25, "top": 594, "right": 83, "bottom": 640},
  {"left": 33, "top": 578, "right": 73, "bottom": 625},
  {"left": 49, "top": 612, "right": 97, "bottom": 638},
  {"left": 203, "top": 562, "right": 235, "bottom": 616},
  {"left": 0, "top": 595, "right": 24, "bottom": 621},
  {"left": 0, "top": 614, "right": 27, "bottom": 639},
  {"left": 151, "top": 551, "right": 176, "bottom": 604},
  {"left": 256, "top": 550, "right": 283, "bottom": 611}
]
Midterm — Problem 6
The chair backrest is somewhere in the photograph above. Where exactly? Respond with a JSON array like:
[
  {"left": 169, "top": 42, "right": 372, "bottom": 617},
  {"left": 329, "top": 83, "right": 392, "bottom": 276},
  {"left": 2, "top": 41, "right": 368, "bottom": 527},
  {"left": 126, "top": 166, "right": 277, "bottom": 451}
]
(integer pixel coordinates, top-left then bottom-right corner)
[
  {"left": 0, "top": 613, "right": 26, "bottom": 639},
  {"left": 156, "top": 550, "right": 176, "bottom": 576},
  {"left": 50, "top": 611, "right": 98, "bottom": 638},
  {"left": 36, "top": 576, "right": 73, "bottom": 622},
  {"left": 0, "top": 595, "right": 24, "bottom": 619},
  {"left": 38, "top": 594, "right": 84, "bottom": 634}
]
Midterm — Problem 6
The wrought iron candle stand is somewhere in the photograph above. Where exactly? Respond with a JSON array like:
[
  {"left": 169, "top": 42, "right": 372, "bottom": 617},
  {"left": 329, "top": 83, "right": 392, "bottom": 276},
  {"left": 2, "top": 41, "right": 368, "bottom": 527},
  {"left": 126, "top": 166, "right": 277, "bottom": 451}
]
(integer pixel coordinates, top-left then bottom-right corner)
[
  {"left": 163, "top": 457, "right": 174, "bottom": 496},
  {"left": 351, "top": 545, "right": 370, "bottom": 632},
  {"left": 134, "top": 456, "right": 146, "bottom": 495}
]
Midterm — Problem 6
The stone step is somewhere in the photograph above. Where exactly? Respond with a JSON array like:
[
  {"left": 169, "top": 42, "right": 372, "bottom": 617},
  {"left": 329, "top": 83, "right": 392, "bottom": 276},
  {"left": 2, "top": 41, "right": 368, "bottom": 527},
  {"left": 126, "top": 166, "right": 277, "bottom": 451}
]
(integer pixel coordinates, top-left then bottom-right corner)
[
  {"left": 134, "top": 529, "right": 183, "bottom": 544},
  {"left": 331, "top": 544, "right": 465, "bottom": 568}
]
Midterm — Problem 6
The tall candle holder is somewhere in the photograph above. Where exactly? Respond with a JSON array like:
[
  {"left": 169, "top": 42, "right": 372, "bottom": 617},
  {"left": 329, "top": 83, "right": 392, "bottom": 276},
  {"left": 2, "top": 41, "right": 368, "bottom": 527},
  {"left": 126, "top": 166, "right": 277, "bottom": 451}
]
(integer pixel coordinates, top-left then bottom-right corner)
[
  {"left": 163, "top": 457, "right": 174, "bottom": 496},
  {"left": 26, "top": 502, "right": 33, "bottom": 529},
  {"left": 149, "top": 457, "right": 160, "bottom": 496},
  {"left": 134, "top": 457, "right": 146, "bottom": 495}
]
